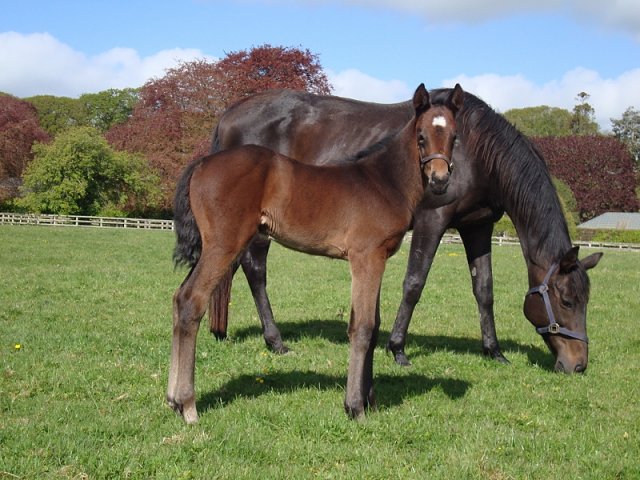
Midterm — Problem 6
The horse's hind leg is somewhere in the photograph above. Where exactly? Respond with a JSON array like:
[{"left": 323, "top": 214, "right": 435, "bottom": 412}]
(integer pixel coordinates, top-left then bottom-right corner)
[
  {"left": 167, "top": 250, "right": 237, "bottom": 424},
  {"left": 240, "top": 235, "right": 288, "bottom": 354}
]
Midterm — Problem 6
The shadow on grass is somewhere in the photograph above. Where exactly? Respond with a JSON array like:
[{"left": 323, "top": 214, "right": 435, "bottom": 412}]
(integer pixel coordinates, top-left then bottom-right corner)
[
  {"left": 224, "top": 318, "right": 554, "bottom": 371},
  {"left": 197, "top": 370, "right": 470, "bottom": 415}
]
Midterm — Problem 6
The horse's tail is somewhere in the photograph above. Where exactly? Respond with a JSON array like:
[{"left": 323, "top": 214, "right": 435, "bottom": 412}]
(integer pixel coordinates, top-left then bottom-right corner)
[
  {"left": 173, "top": 159, "right": 202, "bottom": 269},
  {"left": 207, "top": 122, "right": 233, "bottom": 339}
]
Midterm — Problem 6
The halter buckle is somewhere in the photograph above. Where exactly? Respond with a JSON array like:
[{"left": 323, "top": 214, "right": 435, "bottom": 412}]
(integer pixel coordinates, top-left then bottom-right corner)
[{"left": 548, "top": 323, "right": 561, "bottom": 334}]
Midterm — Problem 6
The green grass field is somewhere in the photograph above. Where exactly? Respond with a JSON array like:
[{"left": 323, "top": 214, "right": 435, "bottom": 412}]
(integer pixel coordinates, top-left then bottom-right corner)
[{"left": 1, "top": 225, "right": 638, "bottom": 479}]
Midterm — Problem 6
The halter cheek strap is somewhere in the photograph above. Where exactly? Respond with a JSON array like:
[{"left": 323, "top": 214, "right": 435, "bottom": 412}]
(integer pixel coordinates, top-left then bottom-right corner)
[{"left": 526, "top": 263, "right": 589, "bottom": 344}]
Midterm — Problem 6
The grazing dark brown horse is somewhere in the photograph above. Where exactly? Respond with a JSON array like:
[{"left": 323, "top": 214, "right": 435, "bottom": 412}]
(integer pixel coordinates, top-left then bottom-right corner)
[
  {"left": 168, "top": 84, "right": 463, "bottom": 423},
  {"left": 208, "top": 87, "right": 602, "bottom": 374}
]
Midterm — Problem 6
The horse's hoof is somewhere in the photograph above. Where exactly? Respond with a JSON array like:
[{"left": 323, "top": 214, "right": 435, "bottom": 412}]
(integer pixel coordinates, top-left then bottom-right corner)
[
  {"left": 391, "top": 349, "right": 412, "bottom": 367},
  {"left": 269, "top": 343, "right": 290, "bottom": 355},
  {"left": 386, "top": 343, "right": 412, "bottom": 366},
  {"left": 483, "top": 347, "right": 510, "bottom": 364}
]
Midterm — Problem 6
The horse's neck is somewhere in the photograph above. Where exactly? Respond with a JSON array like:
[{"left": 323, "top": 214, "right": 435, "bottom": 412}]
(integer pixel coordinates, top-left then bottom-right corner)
[{"left": 508, "top": 196, "right": 572, "bottom": 275}]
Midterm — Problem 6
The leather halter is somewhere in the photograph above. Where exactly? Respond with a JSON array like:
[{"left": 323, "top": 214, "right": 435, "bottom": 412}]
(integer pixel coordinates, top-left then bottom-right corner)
[
  {"left": 526, "top": 263, "right": 589, "bottom": 343},
  {"left": 419, "top": 151, "right": 454, "bottom": 174}
]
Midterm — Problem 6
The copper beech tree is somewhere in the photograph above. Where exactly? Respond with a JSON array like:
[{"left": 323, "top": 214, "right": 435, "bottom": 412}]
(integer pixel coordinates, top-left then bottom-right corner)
[
  {"left": 0, "top": 95, "right": 50, "bottom": 203},
  {"left": 106, "top": 45, "right": 332, "bottom": 208}
]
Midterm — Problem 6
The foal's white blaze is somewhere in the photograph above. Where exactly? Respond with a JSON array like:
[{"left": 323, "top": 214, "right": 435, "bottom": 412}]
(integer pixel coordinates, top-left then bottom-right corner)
[{"left": 432, "top": 116, "right": 447, "bottom": 128}]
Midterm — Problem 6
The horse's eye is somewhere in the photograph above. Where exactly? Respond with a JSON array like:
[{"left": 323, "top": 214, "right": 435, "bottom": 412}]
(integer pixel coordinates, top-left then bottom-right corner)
[{"left": 561, "top": 298, "right": 574, "bottom": 309}]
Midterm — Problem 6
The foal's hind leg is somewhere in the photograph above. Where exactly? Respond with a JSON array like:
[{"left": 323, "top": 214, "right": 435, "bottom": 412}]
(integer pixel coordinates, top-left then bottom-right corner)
[
  {"left": 240, "top": 235, "right": 288, "bottom": 354},
  {"left": 167, "top": 249, "right": 238, "bottom": 424}
]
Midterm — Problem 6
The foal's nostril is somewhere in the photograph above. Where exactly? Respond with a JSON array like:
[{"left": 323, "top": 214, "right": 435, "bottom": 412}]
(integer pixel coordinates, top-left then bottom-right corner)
[{"left": 574, "top": 363, "right": 586, "bottom": 373}]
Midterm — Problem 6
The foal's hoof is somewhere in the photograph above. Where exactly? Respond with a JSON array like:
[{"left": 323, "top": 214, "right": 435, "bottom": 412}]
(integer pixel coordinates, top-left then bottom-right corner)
[
  {"left": 167, "top": 397, "right": 199, "bottom": 424},
  {"left": 344, "top": 403, "right": 366, "bottom": 420}
]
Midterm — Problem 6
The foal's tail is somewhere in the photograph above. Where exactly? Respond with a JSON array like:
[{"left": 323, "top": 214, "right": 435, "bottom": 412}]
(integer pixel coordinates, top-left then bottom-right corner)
[{"left": 173, "top": 159, "right": 202, "bottom": 269}]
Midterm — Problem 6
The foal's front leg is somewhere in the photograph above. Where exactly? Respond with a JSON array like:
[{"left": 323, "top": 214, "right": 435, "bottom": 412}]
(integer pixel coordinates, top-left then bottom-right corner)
[{"left": 344, "top": 254, "right": 385, "bottom": 419}]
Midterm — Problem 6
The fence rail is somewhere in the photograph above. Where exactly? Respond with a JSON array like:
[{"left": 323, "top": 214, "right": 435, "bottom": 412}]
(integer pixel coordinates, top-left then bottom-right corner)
[
  {"left": 2, "top": 212, "right": 639, "bottom": 250},
  {"left": 0, "top": 212, "right": 174, "bottom": 231}
]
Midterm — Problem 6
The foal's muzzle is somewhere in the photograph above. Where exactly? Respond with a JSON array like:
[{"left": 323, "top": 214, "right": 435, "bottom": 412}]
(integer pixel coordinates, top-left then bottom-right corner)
[{"left": 420, "top": 153, "right": 453, "bottom": 194}]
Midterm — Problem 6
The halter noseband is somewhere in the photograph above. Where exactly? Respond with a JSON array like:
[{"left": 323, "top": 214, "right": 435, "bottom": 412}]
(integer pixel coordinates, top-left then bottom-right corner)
[
  {"left": 526, "top": 263, "right": 589, "bottom": 344},
  {"left": 419, "top": 152, "right": 454, "bottom": 174}
]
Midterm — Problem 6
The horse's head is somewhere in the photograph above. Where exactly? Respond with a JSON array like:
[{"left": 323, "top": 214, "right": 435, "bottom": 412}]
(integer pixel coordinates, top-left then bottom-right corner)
[
  {"left": 523, "top": 247, "right": 603, "bottom": 373},
  {"left": 412, "top": 83, "right": 464, "bottom": 195}
]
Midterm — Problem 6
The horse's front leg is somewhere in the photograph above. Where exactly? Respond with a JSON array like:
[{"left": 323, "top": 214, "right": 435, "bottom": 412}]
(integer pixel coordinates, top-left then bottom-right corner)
[
  {"left": 240, "top": 235, "right": 288, "bottom": 353},
  {"left": 344, "top": 254, "right": 385, "bottom": 419},
  {"left": 459, "top": 222, "right": 508, "bottom": 363},
  {"left": 387, "top": 211, "right": 449, "bottom": 366}
]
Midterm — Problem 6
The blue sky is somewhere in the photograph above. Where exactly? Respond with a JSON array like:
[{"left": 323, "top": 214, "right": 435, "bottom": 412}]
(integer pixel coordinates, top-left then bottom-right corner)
[{"left": 2, "top": 0, "right": 639, "bottom": 130}]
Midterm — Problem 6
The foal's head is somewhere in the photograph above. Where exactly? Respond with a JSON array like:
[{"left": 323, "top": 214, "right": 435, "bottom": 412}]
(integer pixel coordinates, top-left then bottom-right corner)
[{"left": 413, "top": 83, "right": 464, "bottom": 194}]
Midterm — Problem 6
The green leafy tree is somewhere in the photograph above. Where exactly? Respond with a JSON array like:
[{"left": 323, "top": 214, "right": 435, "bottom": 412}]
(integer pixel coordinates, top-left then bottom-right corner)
[
  {"left": 503, "top": 106, "right": 573, "bottom": 137},
  {"left": 570, "top": 92, "right": 599, "bottom": 135},
  {"left": 611, "top": 106, "right": 640, "bottom": 170},
  {"left": 79, "top": 88, "right": 139, "bottom": 133},
  {"left": 18, "top": 126, "right": 161, "bottom": 216},
  {"left": 25, "top": 95, "right": 88, "bottom": 137}
]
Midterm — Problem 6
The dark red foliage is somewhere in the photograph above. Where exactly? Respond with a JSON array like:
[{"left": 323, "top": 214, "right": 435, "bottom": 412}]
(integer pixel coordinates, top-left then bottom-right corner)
[
  {"left": 106, "top": 46, "right": 332, "bottom": 208},
  {"left": 0, "top": 95, "right": 50, "bottom": 201},
  {"left": 533, "top": 135, "right": 639, "bottom": 221},
  {"left": 214, "top": 44, "right": 331, "bottom": 105}
]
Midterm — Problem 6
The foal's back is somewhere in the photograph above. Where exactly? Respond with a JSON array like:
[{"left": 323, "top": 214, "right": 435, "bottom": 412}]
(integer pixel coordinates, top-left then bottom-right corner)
[{"left": 190, "top": 145, "right": 413, "bottom": 259}]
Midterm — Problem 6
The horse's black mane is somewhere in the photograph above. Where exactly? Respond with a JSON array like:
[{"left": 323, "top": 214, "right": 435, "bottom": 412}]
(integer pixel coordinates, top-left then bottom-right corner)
[{"left": 434, "top": 89, "right": 572, "bottom": 264}]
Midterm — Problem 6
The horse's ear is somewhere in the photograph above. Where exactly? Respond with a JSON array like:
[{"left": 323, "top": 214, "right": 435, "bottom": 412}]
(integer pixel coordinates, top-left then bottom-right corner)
[
  {"left": 413, "top": 83, "right": 431, "bottom": 115},
  {"left": 447, "top": 83, "right": 464, "bottom": 115},
  {"left": 580, "top": 252, "right": 603, "bottom": 271},
  {"left": 559, "top": 246, "right": 580, "bottom": 273}
]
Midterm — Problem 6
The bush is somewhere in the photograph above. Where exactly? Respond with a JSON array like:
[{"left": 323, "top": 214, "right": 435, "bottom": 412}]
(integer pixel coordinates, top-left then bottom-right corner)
[
  {"left": 577, "top": 228, "right": 640, "bottom": 244},
  {"left": 18, "top": 126, "right": 161, "bottom": 216}
]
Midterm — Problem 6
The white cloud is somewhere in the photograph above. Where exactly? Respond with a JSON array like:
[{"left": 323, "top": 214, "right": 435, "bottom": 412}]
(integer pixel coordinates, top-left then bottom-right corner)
[
  {"left": 0, "top": 32, "right": 216, "bottom": 98},
  {"left": 273, "top": 0, "right": 640, "bottom": 38},
  {"left": 328, "top": 65, "right": 640, "bottom": 131},
  {"left": 327, "top": 68, "right": 412, "bottom": 103},
  {"left": 444, "top": 67, "right": 640, "bottom": 130}
]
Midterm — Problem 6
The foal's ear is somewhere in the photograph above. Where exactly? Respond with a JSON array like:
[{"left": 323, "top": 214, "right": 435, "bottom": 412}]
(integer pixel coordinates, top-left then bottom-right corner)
[
  {"left": 580, "top": 252, "right": 603, "bottom": 271},
  {"left": 447, "top": 83, "right": 464, "bottom": 115},
  {"left": 413, "top": 83, "right": 431, "bottom": 115}
]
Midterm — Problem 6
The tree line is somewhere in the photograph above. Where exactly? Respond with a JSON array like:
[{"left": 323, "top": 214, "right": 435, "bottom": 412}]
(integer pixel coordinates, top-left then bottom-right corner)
[{"left": 0, "top": 44, "right": 638, "bottom": 221}]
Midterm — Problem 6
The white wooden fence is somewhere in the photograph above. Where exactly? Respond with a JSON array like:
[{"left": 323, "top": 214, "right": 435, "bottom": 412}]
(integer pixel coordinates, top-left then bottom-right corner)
[
  {"left": 2, "top": 212, "right": 639, "bottom": 250},
  {"left": 0, "top": 212, "right": 174, "bottom": 230}
]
